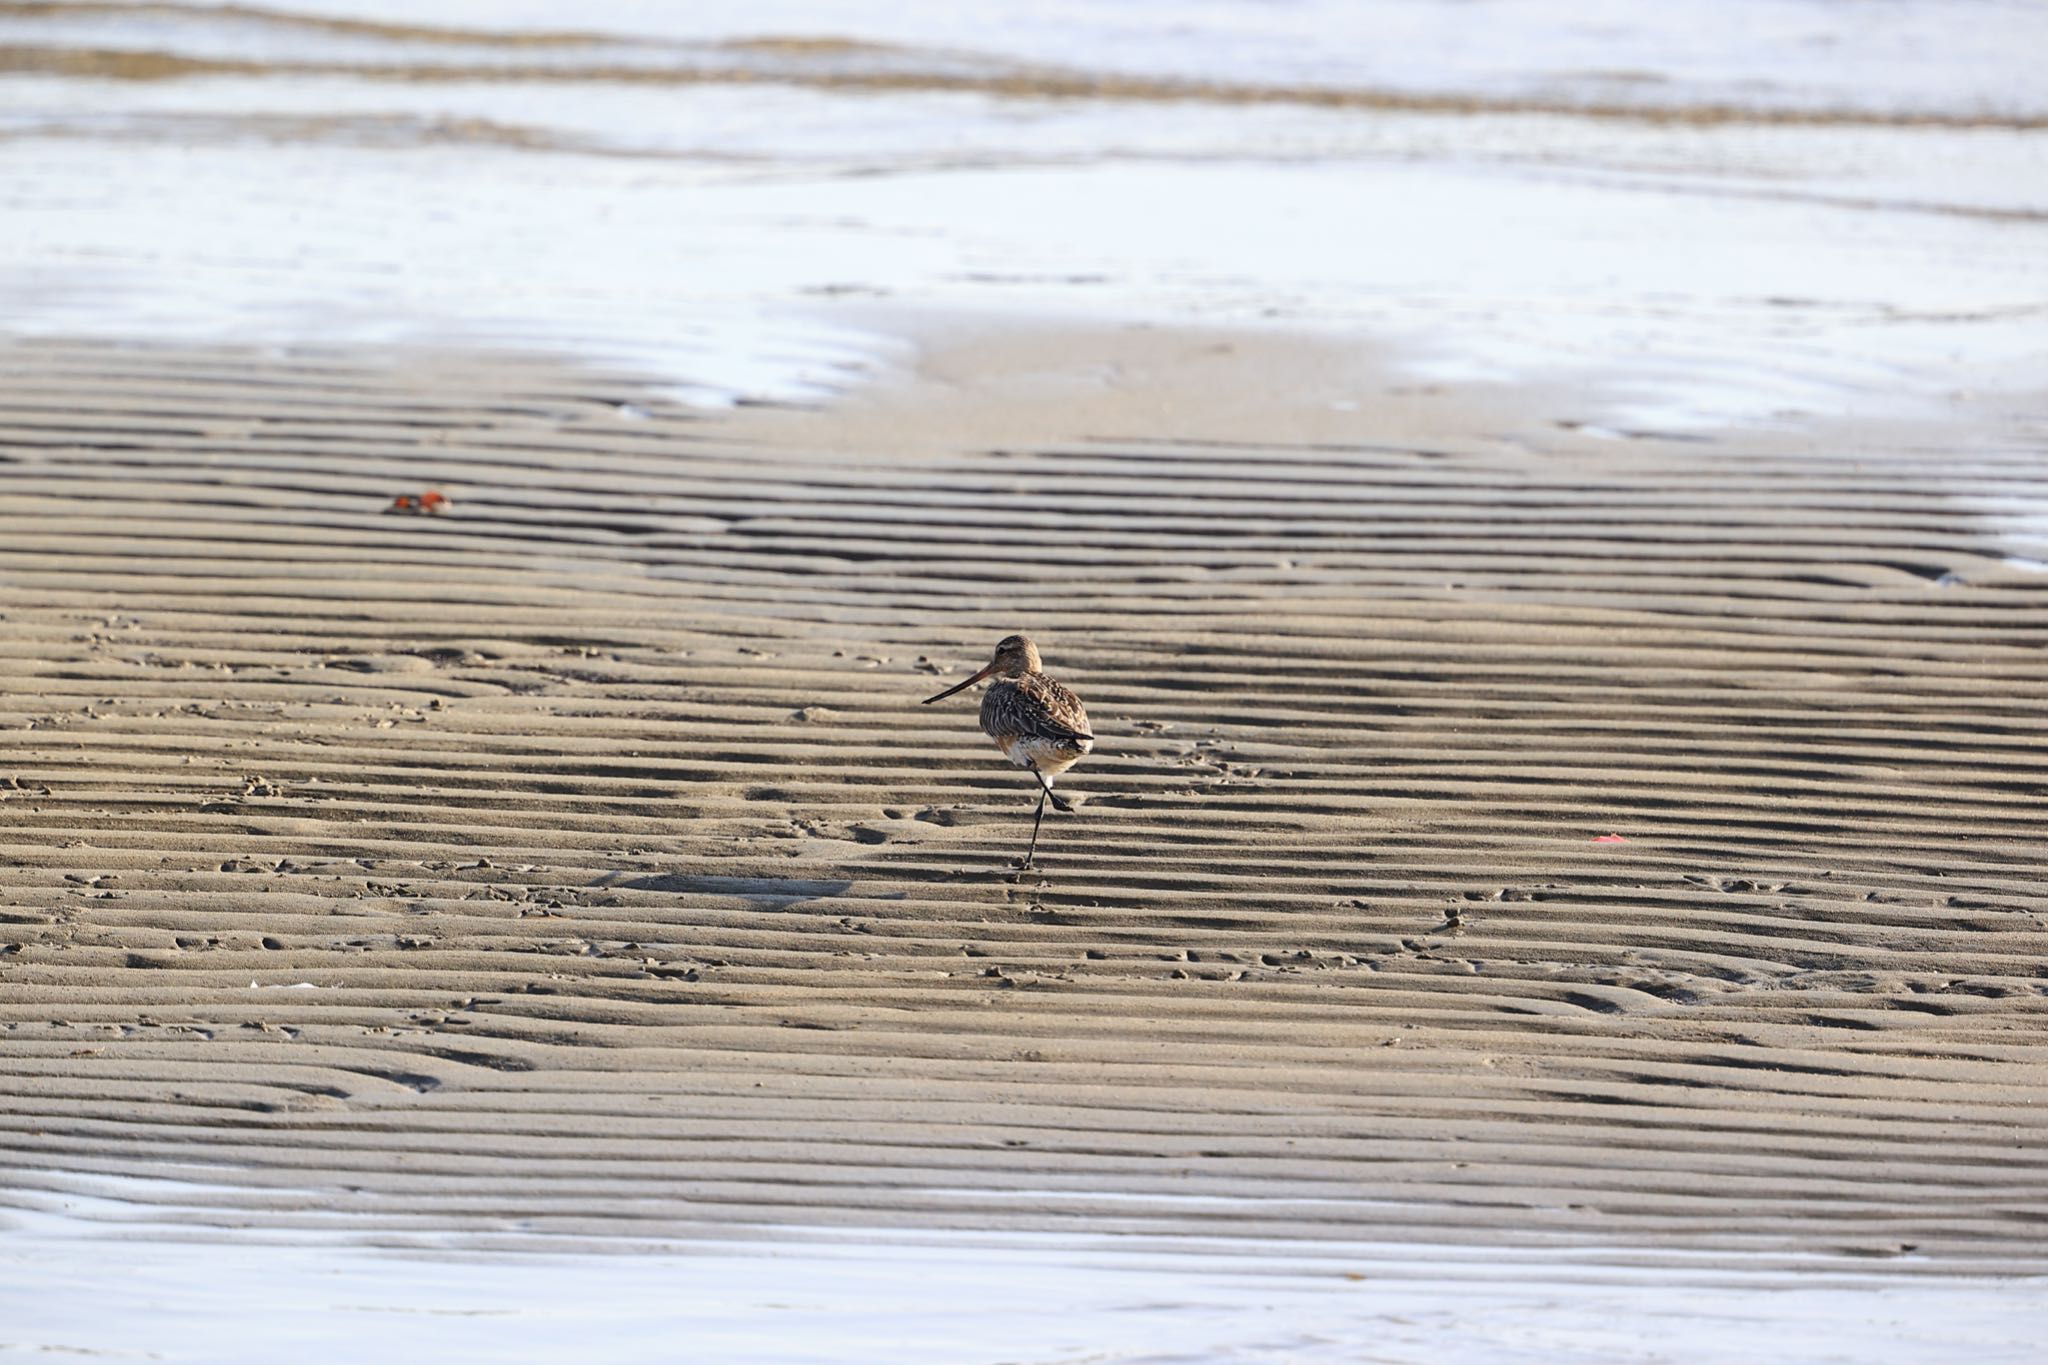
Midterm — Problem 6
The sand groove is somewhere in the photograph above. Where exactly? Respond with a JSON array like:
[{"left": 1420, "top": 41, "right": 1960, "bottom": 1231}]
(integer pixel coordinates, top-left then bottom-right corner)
[{"left": 2, "top": 338, "right": 2046, "bottom": 1266}]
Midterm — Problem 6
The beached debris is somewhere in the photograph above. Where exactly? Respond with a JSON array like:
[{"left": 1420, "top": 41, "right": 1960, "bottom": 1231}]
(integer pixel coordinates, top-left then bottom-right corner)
[{"left": 384, "top": 489, "right": 451, "bottom": 515}]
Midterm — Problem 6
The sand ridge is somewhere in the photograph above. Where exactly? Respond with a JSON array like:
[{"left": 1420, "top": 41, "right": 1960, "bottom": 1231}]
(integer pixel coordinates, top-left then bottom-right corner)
[{"left": 1, "top": 329, "right": 2045, "bottom": 1269}]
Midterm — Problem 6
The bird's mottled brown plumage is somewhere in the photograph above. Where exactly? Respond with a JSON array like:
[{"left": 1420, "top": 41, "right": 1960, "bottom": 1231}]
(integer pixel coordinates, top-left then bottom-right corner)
[{"left": 982, "top": 670, "right": 1093, "bottom": 778}]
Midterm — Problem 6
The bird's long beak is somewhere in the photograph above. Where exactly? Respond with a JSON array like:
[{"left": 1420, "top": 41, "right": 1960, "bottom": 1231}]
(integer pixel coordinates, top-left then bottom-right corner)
[{"left": 922, "top": 661, "right": 999, "bottom": 704}]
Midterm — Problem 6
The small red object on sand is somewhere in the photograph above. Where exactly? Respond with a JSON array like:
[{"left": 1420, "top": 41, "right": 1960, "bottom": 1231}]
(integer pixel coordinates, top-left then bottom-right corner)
[
  {"left": 386, "top": 495, "right": 418, "bottom": 513},
  {"left": 419, "top": 490, "right": 449, "bottom": 514},
  {"left": 1592, "top": 833, "right": 1628, "bottom": 843}
]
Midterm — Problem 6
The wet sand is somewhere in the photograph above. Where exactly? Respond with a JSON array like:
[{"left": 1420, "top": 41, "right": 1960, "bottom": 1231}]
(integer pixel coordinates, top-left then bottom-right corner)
[{"left": 3, "top": 321, "right": 2046, "bottom": 1278}]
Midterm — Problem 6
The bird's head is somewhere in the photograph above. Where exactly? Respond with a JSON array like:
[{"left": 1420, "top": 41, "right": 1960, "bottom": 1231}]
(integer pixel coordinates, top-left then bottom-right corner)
[{"left": 922, "top": 634, "right": 1042, "bottom": 704}]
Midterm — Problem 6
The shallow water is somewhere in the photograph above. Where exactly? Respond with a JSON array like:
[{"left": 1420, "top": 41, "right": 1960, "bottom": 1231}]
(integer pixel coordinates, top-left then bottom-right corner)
[
  {"left": 1, "top": 0, "right": 2043, "bottom": 426},
  {"left": 14, "top": 0, "right": 2048, "bottom": 116},
  {"left": 7, "top": 1176, "right": 2048, "bottom": 1365}
]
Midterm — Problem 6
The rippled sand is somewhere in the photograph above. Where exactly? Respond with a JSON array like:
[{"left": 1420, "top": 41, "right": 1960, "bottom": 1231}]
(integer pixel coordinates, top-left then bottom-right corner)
[{"left": 4, "top": 324, "right": 2046, "bottom": 1260}]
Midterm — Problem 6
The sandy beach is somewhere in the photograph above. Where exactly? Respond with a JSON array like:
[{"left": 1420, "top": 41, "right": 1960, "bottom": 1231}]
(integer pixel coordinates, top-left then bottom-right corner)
[
  {"left": 3, "top": 2, "right": 2048, "bottom": 1359},
  {"left": 5, "top": 322, "right": 2046, "bottom": 1250}
]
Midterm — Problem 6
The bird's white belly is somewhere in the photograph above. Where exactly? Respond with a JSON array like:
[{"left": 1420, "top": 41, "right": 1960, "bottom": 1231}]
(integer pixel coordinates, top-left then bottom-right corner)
[{"left": 1000, "top": 735, "right": 1083, "bottom": 778}]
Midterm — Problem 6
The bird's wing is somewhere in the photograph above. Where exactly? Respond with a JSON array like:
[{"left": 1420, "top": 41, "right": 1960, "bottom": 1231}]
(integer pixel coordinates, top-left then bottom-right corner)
[{"left": 1016, "top": 674, "right": 1093, "bottom": 745}]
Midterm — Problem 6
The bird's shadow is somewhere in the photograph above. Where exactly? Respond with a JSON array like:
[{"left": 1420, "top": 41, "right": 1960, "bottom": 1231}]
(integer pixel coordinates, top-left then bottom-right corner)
[{"left": 592, "top": 872, "right": 865, "bottom": 912}]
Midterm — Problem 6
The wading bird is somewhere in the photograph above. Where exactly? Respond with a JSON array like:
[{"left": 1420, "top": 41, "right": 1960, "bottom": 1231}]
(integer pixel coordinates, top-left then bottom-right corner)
[{"left": 922, "top": 635, "right": 1093, "bottom": 870}]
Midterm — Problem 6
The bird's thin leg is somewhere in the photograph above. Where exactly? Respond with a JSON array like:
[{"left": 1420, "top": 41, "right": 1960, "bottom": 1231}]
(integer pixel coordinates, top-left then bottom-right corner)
[
  {"left": 1031, "top": 768, "right": 1074, "bottom": 814},
  {"left": 1022, "top": 784, "right": 1048, "bottom": 868}
]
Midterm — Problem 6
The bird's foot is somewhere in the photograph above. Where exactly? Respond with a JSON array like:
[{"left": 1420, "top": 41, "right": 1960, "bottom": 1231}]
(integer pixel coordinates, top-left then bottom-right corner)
[{"left": 1048, "top": 792, "right": 1075, "bottom": 814}]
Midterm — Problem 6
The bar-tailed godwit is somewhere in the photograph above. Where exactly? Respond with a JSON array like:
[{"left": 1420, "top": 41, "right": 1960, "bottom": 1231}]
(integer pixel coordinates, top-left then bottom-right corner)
[{"left": 923, "top": 634, "right": 1094, "bottom": 869}]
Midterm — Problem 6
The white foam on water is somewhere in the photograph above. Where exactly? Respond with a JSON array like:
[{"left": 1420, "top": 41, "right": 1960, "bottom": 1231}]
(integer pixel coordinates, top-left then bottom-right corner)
[{"left": 1, "top": 114, "right": 2039, "bottom": 426}]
